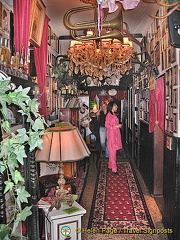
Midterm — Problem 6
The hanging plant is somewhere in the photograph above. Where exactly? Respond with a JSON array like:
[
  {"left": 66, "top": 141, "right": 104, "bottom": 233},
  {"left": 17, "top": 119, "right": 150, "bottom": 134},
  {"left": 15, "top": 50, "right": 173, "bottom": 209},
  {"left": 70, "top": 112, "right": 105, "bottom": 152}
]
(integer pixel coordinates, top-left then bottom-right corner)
[
  {"left": 119, "top": 74, "right": 133, "bottom": 90},
  {"left": 52, "top": 62, "right": 67, "bottom": 82},
  {"left": 0, "top": 77, "right": 46, "bottom": 239}
]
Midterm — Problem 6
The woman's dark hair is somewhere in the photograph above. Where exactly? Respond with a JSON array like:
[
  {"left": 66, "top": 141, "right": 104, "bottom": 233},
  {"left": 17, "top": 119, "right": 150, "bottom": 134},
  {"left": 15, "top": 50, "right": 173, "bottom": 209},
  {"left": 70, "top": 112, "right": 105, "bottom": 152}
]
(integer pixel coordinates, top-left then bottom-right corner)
[{"left": 107, "top": 101, "right": 117, "bottom": 114}]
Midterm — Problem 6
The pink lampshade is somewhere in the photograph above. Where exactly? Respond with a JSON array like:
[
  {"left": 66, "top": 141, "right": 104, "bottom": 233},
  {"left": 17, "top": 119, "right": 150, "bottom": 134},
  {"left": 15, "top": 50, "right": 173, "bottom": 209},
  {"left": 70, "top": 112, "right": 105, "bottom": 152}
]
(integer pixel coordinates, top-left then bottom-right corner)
[{"left": 35, "top": 126, "right": 90, "bottom": 163}]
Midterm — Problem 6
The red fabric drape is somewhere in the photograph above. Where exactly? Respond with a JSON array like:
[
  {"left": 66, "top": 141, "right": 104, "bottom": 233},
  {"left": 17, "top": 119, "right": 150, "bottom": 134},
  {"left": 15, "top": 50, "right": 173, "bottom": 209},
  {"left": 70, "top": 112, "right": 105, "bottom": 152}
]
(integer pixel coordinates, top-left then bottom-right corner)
[
  {"left": 34, "top": 15, "right": 49, "bottom": 121},
  {"left": 149, "top": 90, "right": 156, "bottom": 133},
  {"left": 156, "top": 77, "right": 165, "bottom": 131},
  {"left": 148, "top": 77, "right": 164, "bottom": 133},
  {"left": 13, "top": 0, "right": 32, "bottom": 56}
]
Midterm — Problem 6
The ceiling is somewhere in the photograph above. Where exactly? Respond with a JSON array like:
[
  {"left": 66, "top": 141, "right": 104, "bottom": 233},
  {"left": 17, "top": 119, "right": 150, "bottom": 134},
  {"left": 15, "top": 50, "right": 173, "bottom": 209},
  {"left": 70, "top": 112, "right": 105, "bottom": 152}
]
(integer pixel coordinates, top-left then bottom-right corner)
[
  {"left": 4, "top": 0, "right": 159, "bottom": 54},
  {"left": 43, "top": 0, "right": 159, "bottom": 38}
]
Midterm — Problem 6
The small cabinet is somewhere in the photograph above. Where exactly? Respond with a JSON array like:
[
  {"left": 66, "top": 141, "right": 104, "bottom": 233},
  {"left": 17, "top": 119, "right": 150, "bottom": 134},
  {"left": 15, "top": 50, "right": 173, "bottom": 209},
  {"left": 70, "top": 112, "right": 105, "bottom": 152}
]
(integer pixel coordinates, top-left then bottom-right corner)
[{"left": 43, "top": 201, "right": 86, "bottom": 240}]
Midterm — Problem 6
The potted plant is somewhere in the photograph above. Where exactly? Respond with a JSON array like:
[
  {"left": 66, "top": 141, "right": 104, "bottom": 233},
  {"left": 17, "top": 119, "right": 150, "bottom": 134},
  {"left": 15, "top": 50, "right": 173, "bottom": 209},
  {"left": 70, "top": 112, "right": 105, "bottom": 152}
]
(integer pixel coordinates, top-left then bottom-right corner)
[{"left": 0, "top": 76, "right": 46, "bottom": 239}]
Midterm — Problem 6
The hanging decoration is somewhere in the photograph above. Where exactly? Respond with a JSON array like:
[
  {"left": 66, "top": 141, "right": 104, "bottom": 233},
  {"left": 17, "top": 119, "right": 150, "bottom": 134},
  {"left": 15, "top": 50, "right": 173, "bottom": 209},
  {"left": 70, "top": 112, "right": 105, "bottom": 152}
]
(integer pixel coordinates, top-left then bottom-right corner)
[
  {"left": 68, "top": 36, "right": 134, "bottom": 78},
  {"left": 80, "top": 0, "right": 140, "bottom": 11}
]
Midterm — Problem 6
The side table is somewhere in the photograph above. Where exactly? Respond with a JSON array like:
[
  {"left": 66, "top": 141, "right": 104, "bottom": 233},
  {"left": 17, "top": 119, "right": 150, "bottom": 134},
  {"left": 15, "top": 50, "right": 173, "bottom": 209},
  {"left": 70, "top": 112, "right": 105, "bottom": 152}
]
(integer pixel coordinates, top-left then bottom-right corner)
[{"left": 43, "top": 201, "right": 86, "bottom": 240}]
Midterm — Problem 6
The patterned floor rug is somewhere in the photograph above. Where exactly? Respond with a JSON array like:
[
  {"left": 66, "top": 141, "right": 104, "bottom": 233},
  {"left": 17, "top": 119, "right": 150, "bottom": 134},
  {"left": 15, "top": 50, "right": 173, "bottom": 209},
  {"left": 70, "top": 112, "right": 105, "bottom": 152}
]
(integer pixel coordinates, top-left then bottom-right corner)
[
  {"left": 76, "top": 162, "right": 89, "bottom": 202},
  {"left": 88, "top": 162, "right": 154, "bottom": 233}
]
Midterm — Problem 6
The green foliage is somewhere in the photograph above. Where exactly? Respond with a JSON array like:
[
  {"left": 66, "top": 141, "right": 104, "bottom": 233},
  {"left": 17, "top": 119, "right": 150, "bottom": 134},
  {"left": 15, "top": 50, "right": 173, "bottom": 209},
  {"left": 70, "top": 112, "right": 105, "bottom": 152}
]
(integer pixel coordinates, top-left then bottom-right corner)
[
  {"left": 0, "top": 224, "right": 11, "bottom": 240},
  {"left": 52, "top": 62, "right": 67, "bottom": 82},
  {"left": 119, "top": 74, "right": 133, "bottom": 90},
  {"left": 166, "top": 0, "right": 180, "bottom": 3},
  {"left": 0, "top": 77, "right": 46, "bottom": 238}
]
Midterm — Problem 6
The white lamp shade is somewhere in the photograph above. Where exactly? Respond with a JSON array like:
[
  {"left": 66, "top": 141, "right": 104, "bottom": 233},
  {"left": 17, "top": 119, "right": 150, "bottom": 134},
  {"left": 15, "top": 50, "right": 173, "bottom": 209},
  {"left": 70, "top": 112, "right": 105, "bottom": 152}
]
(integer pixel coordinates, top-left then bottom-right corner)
[{"left": 36, "top": 126, "right": 90, "bottom": 163}]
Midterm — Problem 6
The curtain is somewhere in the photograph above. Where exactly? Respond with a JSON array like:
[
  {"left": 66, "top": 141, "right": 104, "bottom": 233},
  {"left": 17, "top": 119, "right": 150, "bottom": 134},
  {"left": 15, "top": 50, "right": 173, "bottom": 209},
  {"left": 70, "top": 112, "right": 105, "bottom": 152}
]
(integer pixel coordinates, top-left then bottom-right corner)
[
  {"left": 34, "top": 15, "right": 49, "bottom": 121},
  {"left": 13, "top": 0, "right": 32, "bottom": 56},
  {"left": 148, "top": 90, "right": 157, "bottom": 133},
  {"left": 148, "top": 77, "right": 164, "bottom": 133},
  {"left": 156, "top": 77, "right": 164, "bottom": 131}
]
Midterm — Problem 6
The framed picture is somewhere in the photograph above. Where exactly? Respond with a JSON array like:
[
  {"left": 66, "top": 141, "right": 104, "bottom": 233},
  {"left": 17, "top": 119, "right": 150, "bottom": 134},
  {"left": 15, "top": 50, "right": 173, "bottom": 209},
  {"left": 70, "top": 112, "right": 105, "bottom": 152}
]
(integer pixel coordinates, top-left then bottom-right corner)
[
  {"left": 56, "top": 36, "right": 59, "bottom": 53},
  {"left": 52, "top": 54, "right": 56, "bottom": 66},
  {"left": 51, "top": 31, "right": 58, "bottom": 51},
  {"left": 48, "top": 51, "right": 52, "bottom": 65},
  {"left": 0, "top": 2, "right": 2, "bottom": 29},
  {"left": 48, "top": 25, "right": 51, "bottom": 45},
  {"left": 46, "top": 77, "right": 53, "bottom": 112},
  {"left": 154, "top": 42, "right": 160, "bottom": 66},
  {"left": 52, "top": 32, "right": 56, "bottom": 50},
  {"left": 29, "top": 0, "right": 46, "bottom": 47},
  {"left": 149, "top": 73, "right": 155, "bottom": 91},
  {"left": 0, "top": 4, "right": 10, "bottom": 35}
]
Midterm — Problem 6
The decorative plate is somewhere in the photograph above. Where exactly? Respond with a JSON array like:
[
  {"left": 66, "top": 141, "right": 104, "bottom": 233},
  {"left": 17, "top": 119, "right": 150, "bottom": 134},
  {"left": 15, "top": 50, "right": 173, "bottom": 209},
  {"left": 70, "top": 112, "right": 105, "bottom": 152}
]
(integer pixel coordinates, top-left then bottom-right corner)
[{"left": 108, "top": 89, "right": 117, "bottom": 96}]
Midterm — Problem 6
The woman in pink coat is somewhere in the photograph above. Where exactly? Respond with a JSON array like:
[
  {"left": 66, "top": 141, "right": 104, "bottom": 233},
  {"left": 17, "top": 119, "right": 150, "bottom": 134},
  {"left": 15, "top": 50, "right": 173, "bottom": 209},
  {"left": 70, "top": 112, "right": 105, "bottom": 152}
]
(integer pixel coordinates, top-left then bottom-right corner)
[{"left": 105, "top": 101, "right": 122, "bottom": 175}]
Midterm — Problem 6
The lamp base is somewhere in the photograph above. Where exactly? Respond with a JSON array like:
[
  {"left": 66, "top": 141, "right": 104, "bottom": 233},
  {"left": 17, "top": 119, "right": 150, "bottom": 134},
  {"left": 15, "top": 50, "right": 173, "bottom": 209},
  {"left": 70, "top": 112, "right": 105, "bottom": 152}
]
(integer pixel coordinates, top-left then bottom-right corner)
[{"left": 49, "top": 163, "right": 74, "bottom": 212}]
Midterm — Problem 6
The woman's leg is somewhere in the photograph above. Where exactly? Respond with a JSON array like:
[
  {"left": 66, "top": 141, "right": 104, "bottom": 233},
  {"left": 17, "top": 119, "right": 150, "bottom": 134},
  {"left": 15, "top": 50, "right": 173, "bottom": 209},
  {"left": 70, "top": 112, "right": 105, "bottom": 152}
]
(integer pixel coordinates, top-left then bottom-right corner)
[
  {"left": 104, "top": 128, "right": 109, "bottom": 158},
  {"left": 108, "top": 149, "right": 117, "bottom": 172},
  {"left": 99, "top": 126, "right": 106, "bottom": 152}
]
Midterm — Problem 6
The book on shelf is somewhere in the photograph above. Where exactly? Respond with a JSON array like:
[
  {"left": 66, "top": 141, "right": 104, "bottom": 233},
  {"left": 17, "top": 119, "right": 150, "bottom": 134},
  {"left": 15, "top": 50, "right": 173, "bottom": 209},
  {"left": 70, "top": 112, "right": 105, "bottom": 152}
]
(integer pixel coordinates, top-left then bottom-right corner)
[
  {"left": 69, "top": 98, "right": 76, "bottom": 108},
  {"left": 58, "top": 97, "right": 64, "bottom": 108},
  {"left": 64, "top": 99, "right": 70, "bottom": 108},
  {"left": 63, "top": 98, "right": 80, "bottom": 108}
]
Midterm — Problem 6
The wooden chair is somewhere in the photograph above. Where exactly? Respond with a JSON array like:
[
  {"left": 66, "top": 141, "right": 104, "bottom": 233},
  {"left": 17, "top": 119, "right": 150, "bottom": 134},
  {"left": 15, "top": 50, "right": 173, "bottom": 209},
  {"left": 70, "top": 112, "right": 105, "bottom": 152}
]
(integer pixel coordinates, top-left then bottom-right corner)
[
  {"left": 87, "top": 142, "right": 101, "bottom": 168},
  {"left": 81, "top": 126, "right": 101, "bottom": 168},
  {"left": 37, "top": 162, "right": 76, "bottom": 197}
]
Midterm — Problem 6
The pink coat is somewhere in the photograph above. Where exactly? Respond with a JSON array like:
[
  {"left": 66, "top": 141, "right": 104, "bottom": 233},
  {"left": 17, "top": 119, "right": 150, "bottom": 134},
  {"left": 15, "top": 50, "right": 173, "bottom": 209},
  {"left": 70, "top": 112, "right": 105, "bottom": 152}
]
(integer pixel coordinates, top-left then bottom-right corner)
[{"left": 105, "top": 112, "right": 122, "bottom": 151}]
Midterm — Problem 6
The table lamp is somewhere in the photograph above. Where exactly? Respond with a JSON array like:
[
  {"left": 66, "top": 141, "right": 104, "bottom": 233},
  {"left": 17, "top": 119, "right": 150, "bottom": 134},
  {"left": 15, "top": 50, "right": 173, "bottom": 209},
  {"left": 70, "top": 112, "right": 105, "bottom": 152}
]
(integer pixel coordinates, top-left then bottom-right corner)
[{"left": 35, "top": 126, "right": 90, "bottom": 211}]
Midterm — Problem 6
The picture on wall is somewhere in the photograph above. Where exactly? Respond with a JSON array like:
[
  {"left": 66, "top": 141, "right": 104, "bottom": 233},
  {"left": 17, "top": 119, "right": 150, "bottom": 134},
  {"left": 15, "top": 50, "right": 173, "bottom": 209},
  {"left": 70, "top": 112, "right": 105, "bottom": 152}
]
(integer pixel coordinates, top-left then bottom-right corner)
[
  {"left": 0, "top": 3, "right": 10, "bottom": 35},
  {"left": 0, "top": 2, "right": 2, "bottom": 30},
  {"left": 29, "top": 0, "right": 46, "bottom": 47},
  {"left": 48, "top": 25, "right": 51, "bottom": 45}
]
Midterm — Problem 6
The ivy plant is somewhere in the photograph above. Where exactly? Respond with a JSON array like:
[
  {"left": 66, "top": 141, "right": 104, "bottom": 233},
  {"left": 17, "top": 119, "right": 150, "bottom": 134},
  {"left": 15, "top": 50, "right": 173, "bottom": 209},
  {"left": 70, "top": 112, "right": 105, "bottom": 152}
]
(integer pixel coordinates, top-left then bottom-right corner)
[{"left": 0, "top": 76, "right": 46, "bottom": 239}]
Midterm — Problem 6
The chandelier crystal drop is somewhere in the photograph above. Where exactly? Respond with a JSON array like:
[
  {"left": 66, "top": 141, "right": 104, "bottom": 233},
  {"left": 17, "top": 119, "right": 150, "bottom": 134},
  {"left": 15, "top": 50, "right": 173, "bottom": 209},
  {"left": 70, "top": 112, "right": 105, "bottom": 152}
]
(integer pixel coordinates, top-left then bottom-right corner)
[{"left": 68, "top": 36, "right": 134, "bottom": 78}]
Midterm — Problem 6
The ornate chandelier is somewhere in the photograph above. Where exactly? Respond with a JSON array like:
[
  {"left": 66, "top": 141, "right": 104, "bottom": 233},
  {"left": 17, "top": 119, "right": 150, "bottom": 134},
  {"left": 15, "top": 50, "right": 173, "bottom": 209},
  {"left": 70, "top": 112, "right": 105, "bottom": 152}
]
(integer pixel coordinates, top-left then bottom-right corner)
[
  {"left": 68, "top": 34, "right": 134, "bottom": 78},
  {"left": 64, "top": 3, "right": 134, "bottom": 79}
]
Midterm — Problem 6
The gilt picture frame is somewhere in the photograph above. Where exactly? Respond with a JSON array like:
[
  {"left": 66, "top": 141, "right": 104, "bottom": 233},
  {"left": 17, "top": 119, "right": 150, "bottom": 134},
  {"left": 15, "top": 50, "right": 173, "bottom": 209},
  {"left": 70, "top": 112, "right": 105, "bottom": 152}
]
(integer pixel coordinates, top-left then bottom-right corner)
[
  {"left": 48, "top": 25, "right": 51, "bottom": 46},
  {"left": 29, "top": 0, "right": 46, "bottom": 47},
  {"left": 0, "top": 2, "right": 2, "bottom": 30},
  {"left": 0, "top": 3, "right": 10, "bottom": 35}
]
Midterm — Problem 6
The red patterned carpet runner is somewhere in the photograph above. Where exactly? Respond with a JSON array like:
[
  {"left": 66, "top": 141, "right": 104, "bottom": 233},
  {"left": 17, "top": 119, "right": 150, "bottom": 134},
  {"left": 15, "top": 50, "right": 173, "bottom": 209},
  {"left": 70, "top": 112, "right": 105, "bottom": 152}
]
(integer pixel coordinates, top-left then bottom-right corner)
[{"left": 88, "top": 162, "right": 154, "bottom": 232}]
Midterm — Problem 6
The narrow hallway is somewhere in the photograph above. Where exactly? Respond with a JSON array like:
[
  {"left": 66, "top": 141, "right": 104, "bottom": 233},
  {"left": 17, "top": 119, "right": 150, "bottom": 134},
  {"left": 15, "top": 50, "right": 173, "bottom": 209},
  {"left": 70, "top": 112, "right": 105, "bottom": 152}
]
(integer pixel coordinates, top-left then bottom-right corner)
[{"left": 80, "top": 147, "right": 169, "bottom": 240}]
